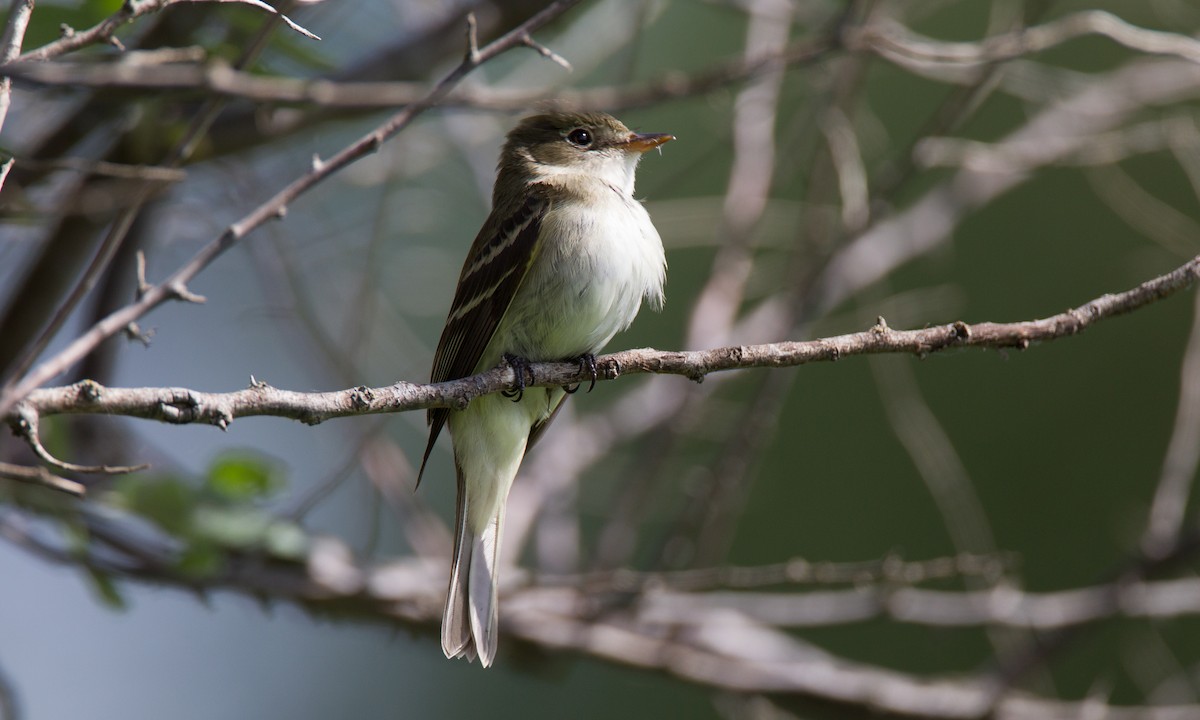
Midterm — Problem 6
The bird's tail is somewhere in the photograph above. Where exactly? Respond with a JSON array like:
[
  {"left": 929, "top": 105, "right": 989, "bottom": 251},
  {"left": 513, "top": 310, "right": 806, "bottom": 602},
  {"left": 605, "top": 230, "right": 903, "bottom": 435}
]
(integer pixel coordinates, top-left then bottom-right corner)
[{"left": 441, "top": 464, "right": 504, "bottom": 667}]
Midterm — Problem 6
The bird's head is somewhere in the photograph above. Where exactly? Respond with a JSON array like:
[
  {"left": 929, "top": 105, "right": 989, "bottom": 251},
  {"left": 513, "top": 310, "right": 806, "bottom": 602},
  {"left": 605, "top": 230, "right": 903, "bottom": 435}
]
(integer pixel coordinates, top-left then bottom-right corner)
[{"left": 499, "top": 111, "right": 673, "bottom": 197}]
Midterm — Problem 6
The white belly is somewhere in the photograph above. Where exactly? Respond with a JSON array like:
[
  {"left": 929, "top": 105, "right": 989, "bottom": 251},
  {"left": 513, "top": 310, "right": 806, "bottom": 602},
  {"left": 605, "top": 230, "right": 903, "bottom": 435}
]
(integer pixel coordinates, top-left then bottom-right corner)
[{"left": 483, "top": 190, "right": 665, "bottom": 366}]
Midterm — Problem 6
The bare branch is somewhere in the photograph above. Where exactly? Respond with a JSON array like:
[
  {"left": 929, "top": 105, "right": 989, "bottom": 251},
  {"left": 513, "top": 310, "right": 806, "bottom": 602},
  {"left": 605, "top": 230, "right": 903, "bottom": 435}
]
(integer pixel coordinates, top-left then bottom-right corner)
[
  {"left": 916, "top": 116, "right": 1200, "bottom": 173},
  {"left": 0, "top": 0, "right": 33, "bottom": 65},
  {"left": 0, "top": 1, "right": 584, "bottom": 419},
  {"left": 3, "top": 32, "right": 836, "bottom": 112},
  {"left": 0, "top": 461, "right": 84, "bottom": 496},
  {"left": 811, "top": 58, "right": 1200, "bottom": 315},
  {"left": 0, "top": 0, "right": 35, "bottom": 138},
  {"left": 8, "top": 404, "right": 148, "bottom": 477},
  {"left": 11, "top": 0, "right": 315, "bottom": 63},
  {"left": 7, "top": 156, "right": 188, "bottom": 182},
  {"left": 519, "top": 32, "right": 571, "bottom": 71},
  {"left": 1142, "top": 288, "right": 1200, "bottom": 558},
  {"left": 202, "top": 0, "right": 318, "bottom": 40},
  {"left": 8, "top": 250, "right": 1199, "bottom": 429},
  {"left": 856, "top": 11, "right": 1200, "bottom": 70},
  {"left": 548, "top": 552, "right": 1008, "bottom": 593},
  {"left": 3, "top": 504, "right": 1197, "bottom": 719},
  {"left": 0, "top": 0, "right": 290, "bottom": 412},
  {"left": 639, "top": 575, "right": 1200, "bottom": 630},
  {"left": 0, "top": 156, "right": 12, "bottom": 194}
]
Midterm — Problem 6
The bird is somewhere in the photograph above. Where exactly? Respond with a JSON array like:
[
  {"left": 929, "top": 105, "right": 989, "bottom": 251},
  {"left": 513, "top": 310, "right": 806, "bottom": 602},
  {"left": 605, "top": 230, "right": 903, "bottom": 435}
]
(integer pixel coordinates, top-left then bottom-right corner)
[{"left": 418, "top": 111, "right": 673, "bottom": 666}]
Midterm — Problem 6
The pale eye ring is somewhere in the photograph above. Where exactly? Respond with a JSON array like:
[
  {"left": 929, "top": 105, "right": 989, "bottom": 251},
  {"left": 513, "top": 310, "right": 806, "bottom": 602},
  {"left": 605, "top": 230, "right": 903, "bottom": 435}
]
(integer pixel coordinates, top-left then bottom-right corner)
[{"left": 566, "top": 128, "right": 593, "bottom": 147}]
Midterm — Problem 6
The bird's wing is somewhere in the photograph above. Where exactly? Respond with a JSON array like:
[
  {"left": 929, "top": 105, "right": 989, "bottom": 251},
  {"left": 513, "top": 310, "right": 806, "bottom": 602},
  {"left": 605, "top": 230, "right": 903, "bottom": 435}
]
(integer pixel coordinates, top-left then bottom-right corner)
[{"left": 418, "top": 187, "right": 551, "bottom": 483}]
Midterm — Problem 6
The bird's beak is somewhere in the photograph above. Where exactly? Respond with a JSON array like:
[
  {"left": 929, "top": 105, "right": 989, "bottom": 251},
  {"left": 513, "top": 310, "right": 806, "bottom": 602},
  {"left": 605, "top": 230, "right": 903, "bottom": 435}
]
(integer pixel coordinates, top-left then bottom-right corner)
[{"left": 621, "top": 132, "right": 674, "bottom": 154}]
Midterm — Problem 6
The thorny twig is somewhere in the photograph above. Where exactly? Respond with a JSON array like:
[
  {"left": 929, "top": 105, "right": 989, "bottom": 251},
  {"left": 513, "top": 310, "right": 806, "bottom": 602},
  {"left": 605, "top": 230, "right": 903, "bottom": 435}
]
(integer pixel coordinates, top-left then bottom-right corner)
[{"left": 0, "top": 1, "right": 583, "bottom": 419}]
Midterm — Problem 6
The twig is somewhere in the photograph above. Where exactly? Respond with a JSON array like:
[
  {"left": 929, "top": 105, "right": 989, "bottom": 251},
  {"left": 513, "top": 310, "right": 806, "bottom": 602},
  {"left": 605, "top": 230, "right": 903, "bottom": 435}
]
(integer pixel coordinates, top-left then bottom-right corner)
[
  {"left": 6, "top": 156, "right": 188, "bottom": 182},
  {"left": 916, "top": 116, "right": 1200, "bottom": 173},
  {"left": 869, "top": 353, "right": 996, "bottom": 558},
  {"left": 0, "top": 157, "right": 13, "bottom": 194},
  {"left": 0, "top": 0, "right": 36, "bottom": 139},
  {"left": 4, "top": 501, "right": 1193, "bottom": 719},
  {"left": 0, "top": 1, "right": 583, "bottom": 419},
  {"left": 810, "top": 58, "right": 1200, "bottom": 315},
  {"left": 2, "top": 30, "right": 835, "bottom": 111},
  {"left": 9, "top": 250, "right": 1200, "bottom": 428},
  {"left": 856, "top": 10, "right": 1200, "bottom": 69},
  {"left": 0, "top": 0, "right": 286, "bottom": 409},
  {"left": 1142, "top": 287, "right": 1200, "bottom": 558},
  {"left": 0, "top": 461, "right": 84, "bottom": 496},
  {"left": 638, "top": 575, "right": 1200, "bottom": 630},
  {"left": 548, "top": 552, "right": 1008, "bottom": 593},
  {"left": 519, "top": 32, "right": 571, "bottom": 71},
  {"left": 9, "top": 405, "right": 148, "bottom": 475},
  {"left": 206, "top": 0, "right": 317, "bottom": 40},
  {"left": 12, "top": 0, "right": 315, "bottom": 63},
  {"left": 631, "top": 0, "right": 795, "bottom": 571}
]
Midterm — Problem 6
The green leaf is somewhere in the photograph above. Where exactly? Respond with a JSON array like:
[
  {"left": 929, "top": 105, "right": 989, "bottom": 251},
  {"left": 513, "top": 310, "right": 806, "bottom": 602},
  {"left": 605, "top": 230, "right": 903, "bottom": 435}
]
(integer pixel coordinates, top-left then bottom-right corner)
[
  {"left": 84, "top": 566, "right": 126, "bottom": 610},
  {"left": 191, "top": 505, "right": 272, "bottom": 548},
  {"left": 176, "top": 542, "right": 224, "bottom": 578},
  {"left": 205, "top": 454, "right": 278, "bottom": 503},
  {"left": 111, "top": 476, "right": 197, "bottom": 535}
]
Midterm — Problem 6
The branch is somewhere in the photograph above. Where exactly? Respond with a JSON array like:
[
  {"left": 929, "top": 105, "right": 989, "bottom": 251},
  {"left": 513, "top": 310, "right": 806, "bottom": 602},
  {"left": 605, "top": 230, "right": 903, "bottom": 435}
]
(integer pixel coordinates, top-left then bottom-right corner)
[
  {"left": 9, "top": 251, "right": 1199, "bottom": 429},
  {"left": 640, "top": 575, "right": 1200, "bottom": 630},
  {"left": 1, "top": 0, "right": 300, "bottom": 418},
  {"left": 855, "top": 10, "right": 1200, "bottom": 69},
  {"left": 0, "top": 0, "right": 35, "bottom": 142},
  {"left": 3, "top": 31, "right": 835, "bottom": 111},
  {"left": 0, "top": 1, "right": 583, "bottom": 419},
  {"left": 10, "top": 0, "right": 315, "bottom": 63},
  {"left": 4, "top": 508, "right": 1199, "bottom": 719},
  {"left": 0, "top": 461, "right": 83, "bottom": 496},
  {"left": 810, "top": 58, "right": 1200, "bottom": 315}
]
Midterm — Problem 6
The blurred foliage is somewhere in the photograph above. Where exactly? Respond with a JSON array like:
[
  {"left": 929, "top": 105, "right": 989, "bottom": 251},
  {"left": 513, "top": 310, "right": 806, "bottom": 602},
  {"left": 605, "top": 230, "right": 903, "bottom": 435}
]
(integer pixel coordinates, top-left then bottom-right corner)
[{"left": 108, "top": 453, "right": 307, "bottom": 579}]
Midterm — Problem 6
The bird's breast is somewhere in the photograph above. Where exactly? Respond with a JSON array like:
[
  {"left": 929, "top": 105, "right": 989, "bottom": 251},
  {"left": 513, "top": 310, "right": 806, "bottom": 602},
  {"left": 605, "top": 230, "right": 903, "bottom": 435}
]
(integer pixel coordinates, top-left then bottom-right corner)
[{"left": 493, "top": 191, "right": 666, "bottom": 363}]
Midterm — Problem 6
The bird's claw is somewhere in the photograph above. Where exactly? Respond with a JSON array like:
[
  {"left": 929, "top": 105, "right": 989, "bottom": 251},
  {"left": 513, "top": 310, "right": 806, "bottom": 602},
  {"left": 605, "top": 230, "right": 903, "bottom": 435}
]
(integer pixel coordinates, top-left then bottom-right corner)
[
  {"left": 502, "top": 354, "right": 531, "bottom": 402},
  {"left": 563, "top": 353, "right": 597, "bottom": 394}
]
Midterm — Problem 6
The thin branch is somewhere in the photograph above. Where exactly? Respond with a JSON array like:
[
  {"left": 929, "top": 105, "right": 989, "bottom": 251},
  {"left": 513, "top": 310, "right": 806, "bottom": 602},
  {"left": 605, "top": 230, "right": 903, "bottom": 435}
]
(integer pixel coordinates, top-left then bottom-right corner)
[
  {"left": 809, "top": 58, "right": 1200, "bottom": 316},
  {"left": 7, "top": 156, "right": 188, "bottom": 182},
  {"left": 3, "top": 31, "right": 836, "bottom": 112},
  {"left": 519, "top": 31, "right": 571, "bottom": 71},
  {"left": 1142, "top": 287, "right": 1200, "bottom": 558},
  {"left": 1, "top": 1, "right": 280, "bottom": 398},
  {"left": 11, "top": 0, "right": 315, "bottom": 63},
  {"left": 0, "top": 461, "right": 84, "bottom": 496},
  {"left": 547, "top": 551, "right": 1008, "bottom": 593},
  {"left": 638, "top": 575, "right": 1200, "bottom": 630},
  {"left": 870, "top": 353, "right": 996, "bottom": 558},
  {"left": 916, "top": 116, "right": 1200, "bottom": 173},
  {"left": 855, "top": 10, "right": 1200, "bottom": 69},
  {"left": 8, "top": 405, "right": 147, "bottom": 476},
  {"left": 3, "top": 505, "right": 1198, "bottom": 719},
  {"left": 0, "top": 1, "right": 583, "bottom": 419},
  {"left": 8, "top": 250, "right": 1200, "bottom": 429},
  {"left": 205, "top": 0, "right": 317, "bottom": 40},
  {"left": 0, "top": 157, "right": 13, "bottom": 194},
  {"left": 0, "top": 0, "right": 35, "bottom": 139}
]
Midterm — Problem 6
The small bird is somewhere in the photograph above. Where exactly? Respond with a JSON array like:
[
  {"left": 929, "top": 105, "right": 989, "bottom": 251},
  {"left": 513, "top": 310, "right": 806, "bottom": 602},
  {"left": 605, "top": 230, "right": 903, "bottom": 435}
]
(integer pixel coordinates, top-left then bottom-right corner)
[{"left": 419, "top": 111, "right": 672, "bottom": 666}]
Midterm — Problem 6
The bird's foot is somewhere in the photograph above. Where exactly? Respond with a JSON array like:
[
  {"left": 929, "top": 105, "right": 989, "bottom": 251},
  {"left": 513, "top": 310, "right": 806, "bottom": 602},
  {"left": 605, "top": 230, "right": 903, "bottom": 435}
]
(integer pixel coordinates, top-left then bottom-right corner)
[
  {"left": 563, "top": 353, "right": 597, "bottom": 395},
  {"left": 502, "top": 353, "right": 531, "bottom": 402}
]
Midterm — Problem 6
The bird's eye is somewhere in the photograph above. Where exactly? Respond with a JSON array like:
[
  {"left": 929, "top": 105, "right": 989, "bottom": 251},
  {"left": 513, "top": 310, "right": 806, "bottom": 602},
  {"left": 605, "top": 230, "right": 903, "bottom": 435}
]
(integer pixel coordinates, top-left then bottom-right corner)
[{"left": 566, "top": 128, "right": 593, "bottom": 147}]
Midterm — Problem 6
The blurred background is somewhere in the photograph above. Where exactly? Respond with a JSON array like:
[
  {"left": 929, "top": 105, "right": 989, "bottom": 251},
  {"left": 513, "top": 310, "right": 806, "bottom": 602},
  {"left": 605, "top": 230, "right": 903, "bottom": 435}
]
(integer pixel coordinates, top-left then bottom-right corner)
[{"left": 3, "top": 0, "right": 1200, "bottom": 717}]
